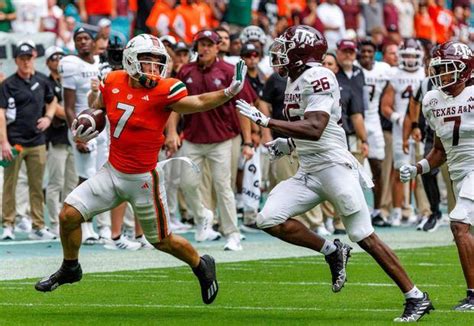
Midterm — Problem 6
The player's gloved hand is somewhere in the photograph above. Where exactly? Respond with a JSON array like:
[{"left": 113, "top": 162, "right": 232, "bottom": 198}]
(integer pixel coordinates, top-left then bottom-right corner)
[
  {"left": 399, "top": 164, "right": 417, "bottom": 183},
  {"left": 224, "top": 59, "right": 247, "bottom": 98},
  {"left": 98, "top": 62, "right": 112, "bottom": 81},
  {"left": 265, "top": 138, "right": 295, "bottom": 161},
  {"left": 390, "top": 112, "right": 403, "bottom": 127},
  {"left": 236, "top": 99, "right": 270, "bottom": 127},
  {"left": 71, "top": 119, "right": 99, "bottom": 143}
]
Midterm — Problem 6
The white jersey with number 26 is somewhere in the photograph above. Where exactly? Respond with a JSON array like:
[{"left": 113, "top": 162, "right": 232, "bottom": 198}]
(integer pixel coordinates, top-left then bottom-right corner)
[{"left": 283, "top": 64, "right": 357, "bottom": 173}]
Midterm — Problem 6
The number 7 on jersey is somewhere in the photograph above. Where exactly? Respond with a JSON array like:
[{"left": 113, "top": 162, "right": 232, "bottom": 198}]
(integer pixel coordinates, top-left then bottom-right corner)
[{"left": 113, "top": 102, "right": 135, "bottom": 138}]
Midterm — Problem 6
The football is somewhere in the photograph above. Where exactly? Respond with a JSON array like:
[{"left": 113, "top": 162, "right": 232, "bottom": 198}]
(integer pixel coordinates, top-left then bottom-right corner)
[{"left": 76, "top": 109, "right": 106, "bottom": 133}]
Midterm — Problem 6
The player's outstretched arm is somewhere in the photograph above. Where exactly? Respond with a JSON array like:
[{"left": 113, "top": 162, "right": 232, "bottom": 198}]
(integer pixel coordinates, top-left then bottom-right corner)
[
  {"left": 170, "top": 60, "right": 247, "bottom": 114},
  {"left": 237, "top": 99, "right": 330, "bottom": 141}
]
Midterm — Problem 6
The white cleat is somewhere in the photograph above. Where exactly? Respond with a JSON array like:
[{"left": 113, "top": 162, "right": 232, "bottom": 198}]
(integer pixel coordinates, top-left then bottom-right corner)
[
  {"left": 98, "top": 226, "right": 112, "bottom": 240},
  {"left": 15, "top": 216, "right": 32, "bottom": 233},
  {"left": 104, "top": 235, "right": 141, "bottom": 250},
  {"left": 81, "top": 222, "right": 100, "bottom": 245},
  {"left": 135, "top": 235, "right": 154, "bottom": 249},
  {"left": 316, "top": 225, "right": 332, "bottom": 236},
  {"left": 1, "top": 226, "right": 15, "bottom": 240},
  {"left": 195, "top": 210, "right": 221, "bottom": 242},
  {"left": 28, "top": 227, "right": 57, "bottom": 240},
  {"left": 224, "top": 232, "right": 243, "bottom": 251}
]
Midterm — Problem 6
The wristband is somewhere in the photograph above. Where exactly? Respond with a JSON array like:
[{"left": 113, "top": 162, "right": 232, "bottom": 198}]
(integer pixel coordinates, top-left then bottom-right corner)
[
  {"left": 411, "top": 122, "right": 419, "bottom": 130},
  {"left": 417, "top": 158, "right": 430, "bottom": 175},
  {"left": 361, "top": 140, "right": 368, "bottom": 144},
  {"left": 243, "top": 142, "right": 254, "bottom": 148},
  {"left": 44, "top": 115, "right": 53, "bottom": 121}
]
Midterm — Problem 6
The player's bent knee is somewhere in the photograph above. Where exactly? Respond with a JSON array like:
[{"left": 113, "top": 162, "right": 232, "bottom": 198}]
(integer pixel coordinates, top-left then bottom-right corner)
[
  {"left": 256, "top": 212, "right": 282, "bottom": 229},
  {"left": 59, "top": 204, "right": 85, "bottom": 229},
  {"left": 450, "top": 221, "right": 470, "bottom": 238}
]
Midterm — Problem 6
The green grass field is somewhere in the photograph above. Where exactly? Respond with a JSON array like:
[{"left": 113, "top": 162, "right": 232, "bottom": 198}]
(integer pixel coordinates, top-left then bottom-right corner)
[{"left": 1, "top": 245, "right": 472, "bottom": 325}]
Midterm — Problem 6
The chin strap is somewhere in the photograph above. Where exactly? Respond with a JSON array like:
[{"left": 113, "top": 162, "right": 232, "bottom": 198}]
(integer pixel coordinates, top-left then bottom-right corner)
[{"left": 138, "top": 75, "right": 158, "bottom": 88}]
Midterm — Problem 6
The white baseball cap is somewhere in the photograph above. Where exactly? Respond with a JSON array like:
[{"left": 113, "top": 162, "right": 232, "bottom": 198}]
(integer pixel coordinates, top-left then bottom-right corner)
[{"left": 44, "top": 46, "right": 65, "bottom": 60}]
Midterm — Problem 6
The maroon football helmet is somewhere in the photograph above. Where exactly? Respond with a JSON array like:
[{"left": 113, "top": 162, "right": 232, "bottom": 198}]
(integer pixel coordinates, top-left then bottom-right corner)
[
  {"left": 398, "top": 38, "right": 424, "bottom": 72},
  {"left": 269, "top": 25, "right": 327, "bottom": 77},
  {"left": 429, "top": 41, "right": 473, "bottom": 94}
]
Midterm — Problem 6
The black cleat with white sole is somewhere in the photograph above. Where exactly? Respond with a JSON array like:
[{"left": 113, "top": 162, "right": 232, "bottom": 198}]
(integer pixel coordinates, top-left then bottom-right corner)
[
  {"left": 324, "top": 239, "right": 352, "bottom": 293},
  {"left": 35, "top": 263, "right": 82, "bottom": 292},
  {"left": 192, "top": 255, "right": 218, "bottom": 304},
  {"left": 394, "top": 292, "right": 434, "bottom": 322},
  {"left": 453, "top": 294, "right": 474, "bottom": 311}
]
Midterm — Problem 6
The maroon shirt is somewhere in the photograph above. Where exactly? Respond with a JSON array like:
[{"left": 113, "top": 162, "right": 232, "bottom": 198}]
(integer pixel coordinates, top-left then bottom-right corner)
[
  {"left": 338, "top": 0, "right": 360, "bottom": 30},
  {"left": 177, "top": 59, "right": 256, "bottom": 144},
  {"left": 383, "top": 3, "right": 399, "bottom": 31}
]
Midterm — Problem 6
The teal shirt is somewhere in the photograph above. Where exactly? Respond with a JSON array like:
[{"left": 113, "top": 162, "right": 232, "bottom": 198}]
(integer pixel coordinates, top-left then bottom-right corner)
[
  {"left": 0, "top": 0, "right": 14, "bottom": 32},
  {"left": 225, "top": 0, "right": 252, "bottom": 26}
]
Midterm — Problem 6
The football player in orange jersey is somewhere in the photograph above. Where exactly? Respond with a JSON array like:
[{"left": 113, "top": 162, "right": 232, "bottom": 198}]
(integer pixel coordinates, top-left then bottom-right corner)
[{"left": 35, "top": 34, "right": 248, "bottom": 305}]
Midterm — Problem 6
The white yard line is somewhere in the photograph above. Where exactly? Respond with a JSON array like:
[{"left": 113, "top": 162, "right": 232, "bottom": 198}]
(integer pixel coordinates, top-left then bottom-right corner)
[{"left": 0, "top": 302, "right": 460, "bottom": 314}]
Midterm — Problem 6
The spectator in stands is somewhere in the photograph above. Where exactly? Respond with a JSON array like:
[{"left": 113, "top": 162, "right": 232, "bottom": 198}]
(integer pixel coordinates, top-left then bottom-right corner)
[
  {"left": 78, "top": 0, "right": 117, "bottom": 26},
  {"left": 298, "top": 0, "right": 324, "bottom": 34},
  {"left": 44, "top": 46, "right": 77, "bottom": 237},
  {"left": 11, "top": 0, "right": 47, "bottom": 34},
  {"left": 338, "top": 0, "right": 360, "bottom": 35},
  {"left": 131, "top": 0, "right": 153, "bottom": 35},
  {"left": 0, "top": 41, "right": 57, "bottom": 241},
  {"left": 225, "top": 0, "right": 252, "bottom": 33},
  {"left": 383, "top": 0, "right": 399, "bottom": 34},
  {"left": 316, "top": 0, "right": 345, "bottom": 49},
  {"left": 414, "top": 1, "right": 436, "bottom": 44},
  {"left": 452, "top": 5, "right": 469, "bottom": 44},
  {"left": 145, "top": 0, "right": 176, "bottom": 38},
  {"left": 40, "top": 0, "right": 66, "bottom": 41},
  {"left": 428, "top": 0, "right": 454, "bottom": 44},
  {"left": 166, "top": 30, "right": 252, "bottom": 251},
  {"left": 173, "top": 0, "right": 201, "bottom": 44},
  {"left": 228, "top": 33, "right": 242, "bottom": 56},
  {"left": 394, "top": 0, "right": 415, "bottom": 39},
  {"left": 362, "top": 0, "right": 383, "bottom": 37},
  {"left": 0, "top": 0, "right": 16, "bottom": 32}
]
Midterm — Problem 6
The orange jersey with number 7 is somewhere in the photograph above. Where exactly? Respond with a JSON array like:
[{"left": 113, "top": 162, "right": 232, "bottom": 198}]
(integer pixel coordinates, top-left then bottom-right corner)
[{"left": 99, "top": 70, "right": 188, "bottom": 173}]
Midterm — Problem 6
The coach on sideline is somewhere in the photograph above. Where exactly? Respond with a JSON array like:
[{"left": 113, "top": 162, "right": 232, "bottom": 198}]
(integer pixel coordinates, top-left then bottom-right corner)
[{"left": 0, "top": 41, "right": 57, "bottom": 241}]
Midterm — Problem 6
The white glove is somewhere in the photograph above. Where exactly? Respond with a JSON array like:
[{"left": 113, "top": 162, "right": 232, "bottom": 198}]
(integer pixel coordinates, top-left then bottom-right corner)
[
  {"left": 224, "top": 59, "right": 248, "bottom": 98},
  {"left": 265, "top": 138, "right": 295, "bottom": 161},
  {"left": 98, "top": 62, "right": 112, "bottom": 81},
  {"left": 236, "top": 99, "right": 270, "bottom": 127},
  {"left": 390, "top": 112, "right": 403, "bottom": 127},
  {"left": 71, "top": 119, "right": 99, "bottom": 143},
  {"left": 399, "top": 164, "right": 417, "bottom": 183}
]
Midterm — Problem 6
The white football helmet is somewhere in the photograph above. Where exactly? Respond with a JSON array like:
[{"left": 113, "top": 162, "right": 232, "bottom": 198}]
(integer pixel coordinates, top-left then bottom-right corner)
[
  {"left": 398, "top": 38, "right": 424, "bottom": 72},
  {"left": 122, "top": 34, "right": 170, "bottom": 86},
  {"left": 240, "top": 26, "right": 266, "bottom": 45}
]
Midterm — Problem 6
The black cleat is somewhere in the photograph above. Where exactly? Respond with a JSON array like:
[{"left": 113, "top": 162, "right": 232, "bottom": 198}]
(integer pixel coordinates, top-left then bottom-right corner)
[
  {"left": 35, "top": 263, "right": 82, "bottom": 292},
  {"left": 453, "top": 295, "right": 474, "bottom": 311},
  {"left": 192, "top": 255, "right": 218, "bottom": 304},
  {"left": 394, "top": 292, "right": 434, "bottom": 322},
  {"left": 422, "top": 212, "right": 442, "bottom": 232},
  {"left": 372, "top": 214, "right": 391, "bottom": 227},
  {"left": 325, "top": 239, "right": 352, "bottom": 293}
]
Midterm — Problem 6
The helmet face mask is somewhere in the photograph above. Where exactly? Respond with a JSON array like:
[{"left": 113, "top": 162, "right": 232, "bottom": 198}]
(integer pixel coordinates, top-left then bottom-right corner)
[
  {"left": 429, "top": 58, "right": 466, "bottom": 91},
  {"left": 269, "top": 37, "right": 295, "bottom": 67},
  {"left": 123, "top": 34, "right": 170, "bottom": 87},
  {"left": 429, "top": 42, "right": 473, "bottom": 95}
]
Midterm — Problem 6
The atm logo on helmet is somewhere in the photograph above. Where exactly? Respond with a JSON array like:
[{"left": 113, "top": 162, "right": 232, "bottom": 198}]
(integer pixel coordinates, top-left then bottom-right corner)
[
  {"left": 453, "top": 43, "right": 472, "bottom": 59},
  {"left": 291, "top": 29, "right": 317, "bottom": 46}
]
